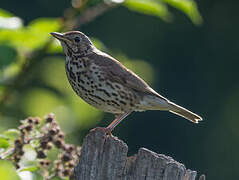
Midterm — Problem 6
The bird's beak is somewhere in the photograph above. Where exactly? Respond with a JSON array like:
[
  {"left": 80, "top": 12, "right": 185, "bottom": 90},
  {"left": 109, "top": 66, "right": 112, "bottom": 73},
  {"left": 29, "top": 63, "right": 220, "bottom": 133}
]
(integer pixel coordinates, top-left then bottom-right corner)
[{"left": 50, "top": 32, "right": 71, "bottom": 43}]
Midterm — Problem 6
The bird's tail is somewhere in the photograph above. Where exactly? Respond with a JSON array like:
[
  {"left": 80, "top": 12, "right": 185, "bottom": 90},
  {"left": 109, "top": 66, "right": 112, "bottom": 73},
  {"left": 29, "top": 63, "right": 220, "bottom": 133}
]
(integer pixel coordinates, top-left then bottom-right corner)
[{"left": 168, "top": 101, "right": 202, "bottom": 123}]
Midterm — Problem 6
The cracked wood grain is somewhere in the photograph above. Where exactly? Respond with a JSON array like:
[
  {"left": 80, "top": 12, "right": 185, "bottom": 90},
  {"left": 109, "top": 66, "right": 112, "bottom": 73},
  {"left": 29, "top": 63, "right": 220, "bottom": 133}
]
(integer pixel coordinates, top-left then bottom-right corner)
[{"left": 74, "top": 128, "right": 198, "bottom": 180}]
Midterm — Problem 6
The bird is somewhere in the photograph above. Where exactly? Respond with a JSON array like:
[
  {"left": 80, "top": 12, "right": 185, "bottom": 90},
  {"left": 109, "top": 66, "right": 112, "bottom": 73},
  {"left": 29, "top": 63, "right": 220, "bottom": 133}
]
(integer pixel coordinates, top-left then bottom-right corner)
[{"left": 50, "top": 31, "right": 202, "bottom": 134}]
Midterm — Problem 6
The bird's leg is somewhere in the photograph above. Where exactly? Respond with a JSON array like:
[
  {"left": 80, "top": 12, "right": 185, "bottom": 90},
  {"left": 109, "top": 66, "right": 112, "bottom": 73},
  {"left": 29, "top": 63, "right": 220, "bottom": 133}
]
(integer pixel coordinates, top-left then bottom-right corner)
[
  {"left": 105, "top": 110, "right": 132, "bottom": 135},
  {"left": 90, "top": 111, "right": 132, "bottom": 136},
  {"left": 89, "top": 115, "right": 119, "bottom": 135}
]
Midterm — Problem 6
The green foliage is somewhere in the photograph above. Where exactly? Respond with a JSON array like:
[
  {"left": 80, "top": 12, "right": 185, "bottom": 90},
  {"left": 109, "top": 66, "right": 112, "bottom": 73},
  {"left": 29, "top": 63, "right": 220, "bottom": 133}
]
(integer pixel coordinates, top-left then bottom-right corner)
[
  {"left": 4, "top": 129, "right": 20, "bottom": 141},
  {"left": 124, "top": 0, "right": 172, "bottom": 22},
  {"left": 0, "top": 9, "right": 14, "bottom": 17},
  {"left": 0, "top": 160, "right": 20, "bottom": 180},
  {"left": 0, "top": 135, "right": 9, "bottom": 148},
  {"left": 163, "top": 0, "right": 203, "bottom": 25},
  {"left": 0, "top": 115, "right": 81, "bottom": 179},
  {"left": 0, "top": 18, "right": 61, "bottom": 51},
  {"left": 123, "top": 0, "right": 202, "bottom": 24}
]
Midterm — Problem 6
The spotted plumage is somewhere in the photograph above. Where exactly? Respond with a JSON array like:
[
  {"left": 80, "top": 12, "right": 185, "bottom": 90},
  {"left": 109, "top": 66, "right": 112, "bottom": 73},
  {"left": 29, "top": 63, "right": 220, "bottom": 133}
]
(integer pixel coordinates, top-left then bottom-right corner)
[{"left": 51, "top": 31, "right": 202, "bottom": 134}]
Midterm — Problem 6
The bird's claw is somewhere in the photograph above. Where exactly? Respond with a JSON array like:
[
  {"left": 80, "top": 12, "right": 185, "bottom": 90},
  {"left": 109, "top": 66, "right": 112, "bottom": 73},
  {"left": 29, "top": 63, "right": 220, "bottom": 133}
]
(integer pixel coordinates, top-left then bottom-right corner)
[{"left": 90, "top": 127, "right": 113, "bottom": 136}]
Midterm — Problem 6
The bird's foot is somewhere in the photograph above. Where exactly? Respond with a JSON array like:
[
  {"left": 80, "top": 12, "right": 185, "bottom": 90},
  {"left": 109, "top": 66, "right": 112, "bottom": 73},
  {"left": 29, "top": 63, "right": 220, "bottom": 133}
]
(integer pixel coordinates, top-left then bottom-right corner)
[{"left": 90, "top": 127, "right": 113, "bottom": 136}]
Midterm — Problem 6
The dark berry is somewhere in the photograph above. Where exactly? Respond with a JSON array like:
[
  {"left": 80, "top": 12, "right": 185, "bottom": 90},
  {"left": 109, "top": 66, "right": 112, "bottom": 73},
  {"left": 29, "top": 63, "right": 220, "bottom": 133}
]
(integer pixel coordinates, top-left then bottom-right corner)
[
  {"left": 46, "top": 144, "right": 52, "bottom": 150},
  {"left": 45, "top": 160, "right": 50, "bottom": 166},
  {"left": 14, "top": 139, "right": 23, "bottom": 148},
  {"left": 25, "top": 125, "right": 32, "bottom": 132},
  {"left": 54, "top": 140, "right": 63, "bottom": 148},
  {"left": 14, "top": 156, "right": 20, "bottom": 162},
  {"left": 14, "top": 139, "right": 21, "bottom": 145},
  {"left": 46, "top": 114, "right": 55, "bottom": 123},
  {"left": 37, "top": 151, "right": 46, "bottom": 159},
  {"left": 62, "top": 153, "right": 71, "bottom": 162},
  {"left": 15, "top": 164, "right": 20, "bottom": 169},
  {"left": 46, "top": 136, "right": 53, "bottom": 142},
  {"left": 18, "top": 150, "right": 24, "bottom": 156},
  {"left": 49, "top": 129, "right": 58, "bottom": 135},
  {"left": 27, "top": 117, "right": 33, "bottom": 124},
  {"left": 34, "top": 117, "right": 40, "bottom": 125},
  {"left": 65, "top": 145, "right": 75, "bottom": 153},
  {"left": 58, "top": 133, "right": 65, "bottom": 139},
  {"left": 63, "top": 169, "right": 69, "bottom": 176},
  {"left": 68, "top": 162, "right": 74, "bottom": 168},
  {"left": 40, "top": 141, "right": 48, "bottom": 149}
]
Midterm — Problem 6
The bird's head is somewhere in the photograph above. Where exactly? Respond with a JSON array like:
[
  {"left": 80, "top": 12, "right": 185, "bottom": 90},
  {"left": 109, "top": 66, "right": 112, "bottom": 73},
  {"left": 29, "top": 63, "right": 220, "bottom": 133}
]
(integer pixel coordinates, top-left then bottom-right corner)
[{"left": 50, "top": 31, "right": 94, "bottom": 56}]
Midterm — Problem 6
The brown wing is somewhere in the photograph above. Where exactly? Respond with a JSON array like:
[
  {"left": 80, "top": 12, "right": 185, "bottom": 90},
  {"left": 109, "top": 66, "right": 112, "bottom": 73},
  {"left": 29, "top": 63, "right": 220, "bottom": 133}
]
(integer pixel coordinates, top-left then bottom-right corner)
[{"left": 87, "top": 49, "right": 168, "bottom": 101}]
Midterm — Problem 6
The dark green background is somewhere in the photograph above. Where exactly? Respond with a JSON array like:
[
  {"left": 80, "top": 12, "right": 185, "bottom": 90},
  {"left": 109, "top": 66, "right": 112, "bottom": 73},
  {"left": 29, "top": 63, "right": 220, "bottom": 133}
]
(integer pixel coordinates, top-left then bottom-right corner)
[{"left": 1, "top": 0, "right": 239, "bottom": 179}]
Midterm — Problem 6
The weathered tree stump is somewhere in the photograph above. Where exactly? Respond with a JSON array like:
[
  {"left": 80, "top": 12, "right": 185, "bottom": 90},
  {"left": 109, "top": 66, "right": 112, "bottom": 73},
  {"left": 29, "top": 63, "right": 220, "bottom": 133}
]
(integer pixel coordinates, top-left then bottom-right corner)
[{"left": 74, "top": 128, "right": 200, "bottom": 180}]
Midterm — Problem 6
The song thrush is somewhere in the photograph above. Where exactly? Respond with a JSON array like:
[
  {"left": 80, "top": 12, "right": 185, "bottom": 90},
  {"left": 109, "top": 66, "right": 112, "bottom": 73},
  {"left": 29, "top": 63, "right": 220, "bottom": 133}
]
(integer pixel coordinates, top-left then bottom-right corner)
[{"left": 50, "top": 31, "right": 202, "bottom": 134}]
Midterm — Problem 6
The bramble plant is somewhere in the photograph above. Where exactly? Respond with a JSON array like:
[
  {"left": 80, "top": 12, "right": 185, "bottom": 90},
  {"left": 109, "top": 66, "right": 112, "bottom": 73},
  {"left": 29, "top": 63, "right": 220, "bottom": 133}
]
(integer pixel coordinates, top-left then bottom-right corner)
[{"left": 0, "top": 114, "right": 81, "bottom": 179}]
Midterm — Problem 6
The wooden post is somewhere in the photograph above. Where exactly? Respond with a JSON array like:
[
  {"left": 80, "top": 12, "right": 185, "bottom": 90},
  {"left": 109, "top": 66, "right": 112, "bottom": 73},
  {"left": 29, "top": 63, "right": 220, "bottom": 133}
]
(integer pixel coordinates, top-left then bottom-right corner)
[{"left": 74, "top": 128, "right": 201, "bottom": 180}]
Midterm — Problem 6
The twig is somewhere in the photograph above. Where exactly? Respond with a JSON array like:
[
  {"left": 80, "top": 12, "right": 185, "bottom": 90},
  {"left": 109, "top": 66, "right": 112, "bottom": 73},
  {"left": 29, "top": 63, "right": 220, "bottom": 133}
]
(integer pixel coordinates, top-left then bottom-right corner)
[{"left": 72, "top": 2, "right": 117, "bottom": 29}]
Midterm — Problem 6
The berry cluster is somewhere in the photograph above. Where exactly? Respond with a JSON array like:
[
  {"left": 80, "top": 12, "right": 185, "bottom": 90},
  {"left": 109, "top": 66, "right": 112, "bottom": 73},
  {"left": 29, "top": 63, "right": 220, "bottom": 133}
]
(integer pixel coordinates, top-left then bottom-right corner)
[{"left": 9, "top": 113, "right": 81, "bottom": 179}]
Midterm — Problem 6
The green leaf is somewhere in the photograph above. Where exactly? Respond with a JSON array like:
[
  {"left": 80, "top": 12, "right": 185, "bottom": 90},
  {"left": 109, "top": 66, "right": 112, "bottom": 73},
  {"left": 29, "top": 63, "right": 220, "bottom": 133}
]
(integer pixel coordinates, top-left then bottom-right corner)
[
  {"left": 19, "top": 166, "right": 38, "bottom": 172},
  {"left": 0, "top": 9, "right": 14, "bottom": 17},
  {"left": 123, "top": 0, "right": 172, "bottom": 22},
  {"left": 0, "top": 9, "right": 22, "bottom": 29},
  {"left": 4, "top": 129, "right": 20, "bottom": 140},
  {"left": 0, "top": 45, "right": 17, "bottom": 69},
  {"left": 28, "top": 18, "right": 61, "bottom": 33},
  {"left": 0, "top": 18, "right": 61, "bottom": 51},
  {"left": 31, "top": 172, "right": 44, "bottom": 180},
  {"left": 163, "top": 0, "right": 203, "bottom": 25},
  {"left": 51, "top": 177, "right": 63, "bottom": 180},
  {"left": 0, "top": 136, "right": 9, "bottom": 148},
  {"left": 0, "top": 160, "right": 20, "bottom": 180}
]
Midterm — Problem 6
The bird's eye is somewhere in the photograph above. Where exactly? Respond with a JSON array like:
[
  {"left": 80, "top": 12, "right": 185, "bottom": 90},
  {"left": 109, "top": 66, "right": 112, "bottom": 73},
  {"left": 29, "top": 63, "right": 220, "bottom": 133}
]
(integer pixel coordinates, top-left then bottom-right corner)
[{"left": 74, "top": 36, "right": 81, "bottom": 43}]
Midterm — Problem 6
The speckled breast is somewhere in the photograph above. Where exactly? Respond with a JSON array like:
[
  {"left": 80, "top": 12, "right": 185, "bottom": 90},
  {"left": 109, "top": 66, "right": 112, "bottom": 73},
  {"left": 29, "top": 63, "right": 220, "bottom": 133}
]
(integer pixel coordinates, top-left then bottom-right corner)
[{"left": 65, "top": 56, "right": 140, "bottom": 114}]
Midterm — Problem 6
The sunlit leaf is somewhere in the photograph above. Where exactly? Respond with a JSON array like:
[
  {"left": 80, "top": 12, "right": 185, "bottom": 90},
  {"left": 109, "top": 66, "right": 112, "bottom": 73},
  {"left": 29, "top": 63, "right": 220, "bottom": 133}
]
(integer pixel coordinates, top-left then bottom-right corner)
[
  {"left": 0, "top": 18, "right": 61, "bottom": 51},
  {"left": 0, "top": 29, "right": 39, "bottom": 50},
  {"left": 50, "top": 176, "right": 62, "bottom": 180},
  {"left": 0, "top": 9, "right": 14, "bottom": 17},
  {"left": 0, "top": 134, "right": 9, "bottom": 148},
  {"left": 0, "top": 9, "right": 23, "bottom": 29},
  {"left": 0, "top": 17, "right": 23, "bottom": 29},
  {"left": 19, "top": 166, "right": 38, "bottom": 172},
  {"left": 109, "top": 0, "right": 124, "bottom": 3},
  {"left": 31, "top": 172, "right": 44, "bottom": 180},
  {"left": 163, "top": 0, "right": 203, "bottom": 25},
  {"left": 0, "top": 45, "right": 17, "bottom": 69},
  {"left": 18, "top": 171, "right": 34, "bottom": 180},
  {"left": 123, "top": 0, "right": 172, "bottom": 22},
  {"left": 28, "top": 18, "right": 61, "bottom": 33},
  {"left": 4, "top": 129, "right": 20, "bottom": 140},
  {"left": 0, "top": 135, "right": 9, "bottom": 148},
  {"left": 0, "top": 160, "right": 20, "bottom": 180}
]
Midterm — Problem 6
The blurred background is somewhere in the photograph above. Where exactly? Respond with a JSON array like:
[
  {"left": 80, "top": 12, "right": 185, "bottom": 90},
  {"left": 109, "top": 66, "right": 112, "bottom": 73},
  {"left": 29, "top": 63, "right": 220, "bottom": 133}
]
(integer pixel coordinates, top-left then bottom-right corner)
[{"left": 0, "top": 0, "right": 238, "bottom": 179}]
